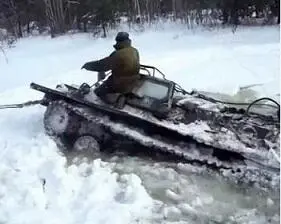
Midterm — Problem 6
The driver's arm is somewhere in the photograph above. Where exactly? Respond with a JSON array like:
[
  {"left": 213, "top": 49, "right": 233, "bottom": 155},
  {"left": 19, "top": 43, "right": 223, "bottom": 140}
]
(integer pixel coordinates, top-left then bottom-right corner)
[{"left": 82, "top": 52, "right": 116, "bottom": 72}]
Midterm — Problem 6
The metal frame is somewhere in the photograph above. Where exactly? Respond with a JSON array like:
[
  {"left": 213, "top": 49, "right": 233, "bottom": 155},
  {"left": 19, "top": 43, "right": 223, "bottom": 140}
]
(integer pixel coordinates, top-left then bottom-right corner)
[{"left": 139, "top": 64, "right": 166, "bottom": 79}]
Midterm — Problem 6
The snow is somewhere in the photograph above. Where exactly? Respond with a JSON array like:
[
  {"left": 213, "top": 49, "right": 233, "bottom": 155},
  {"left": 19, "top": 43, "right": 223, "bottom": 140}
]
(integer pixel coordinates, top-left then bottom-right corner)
[
  {"left": 0, "top": 25, "right": 280, "bottom": 223},
  {"left": 0, "top": 108, "right": 155, "bottom": 224}
]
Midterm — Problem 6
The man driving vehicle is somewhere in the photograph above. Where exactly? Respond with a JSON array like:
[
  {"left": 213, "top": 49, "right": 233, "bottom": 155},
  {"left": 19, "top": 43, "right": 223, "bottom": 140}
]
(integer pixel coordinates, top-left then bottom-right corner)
[{"left": 81, "top": 32, "right": 140, "bottom": 103}]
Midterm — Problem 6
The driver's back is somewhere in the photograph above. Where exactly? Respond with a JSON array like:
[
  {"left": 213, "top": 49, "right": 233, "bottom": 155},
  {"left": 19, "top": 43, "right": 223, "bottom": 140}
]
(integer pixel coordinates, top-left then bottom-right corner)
[{"left": 110, "top": 43, "right": 140, "bottom": 93}]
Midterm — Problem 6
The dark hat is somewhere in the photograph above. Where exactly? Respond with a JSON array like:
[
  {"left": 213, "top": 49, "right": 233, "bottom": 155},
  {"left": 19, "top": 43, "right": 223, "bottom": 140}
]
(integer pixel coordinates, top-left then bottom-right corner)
[{"left": 115, "top": 32, "right": 130, "bottom": 42}]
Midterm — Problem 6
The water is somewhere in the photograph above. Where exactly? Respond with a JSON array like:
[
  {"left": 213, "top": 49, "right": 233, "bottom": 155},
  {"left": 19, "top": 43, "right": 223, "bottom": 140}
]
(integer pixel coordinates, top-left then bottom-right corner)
[{"left": 71, "top": 154, "right": 280, "bottom": 224}]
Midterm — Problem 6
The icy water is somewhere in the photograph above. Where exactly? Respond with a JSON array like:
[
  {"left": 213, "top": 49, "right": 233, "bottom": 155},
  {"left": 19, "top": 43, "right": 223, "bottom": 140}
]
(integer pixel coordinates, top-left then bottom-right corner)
[{"left": 69, "top": 153, "right": 280, "bottom": 224}]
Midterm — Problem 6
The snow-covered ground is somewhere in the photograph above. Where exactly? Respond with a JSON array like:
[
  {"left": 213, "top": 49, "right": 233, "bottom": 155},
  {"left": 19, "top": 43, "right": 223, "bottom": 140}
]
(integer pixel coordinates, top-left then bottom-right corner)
[{"left": 0, "top": 25, "right": 280, "bottom": 224}]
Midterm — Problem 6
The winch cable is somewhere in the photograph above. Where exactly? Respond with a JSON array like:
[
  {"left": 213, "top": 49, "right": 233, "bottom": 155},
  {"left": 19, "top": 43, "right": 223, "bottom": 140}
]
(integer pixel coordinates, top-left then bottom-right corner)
[
  {"left": 245, "top": 97, "right": 280, "bottom": 115},
  {"left": 0, "top": 99, "right": 43, "bottom": 110},
  {"left": 0, "top": 71, "right": 113, "bottom": 110}
]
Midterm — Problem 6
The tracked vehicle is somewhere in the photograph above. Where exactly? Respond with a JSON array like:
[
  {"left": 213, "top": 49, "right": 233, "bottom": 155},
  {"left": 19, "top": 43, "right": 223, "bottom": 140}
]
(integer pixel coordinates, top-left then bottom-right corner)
[{"left": 29, "top": 65, "right": 280, "bottom": 188}]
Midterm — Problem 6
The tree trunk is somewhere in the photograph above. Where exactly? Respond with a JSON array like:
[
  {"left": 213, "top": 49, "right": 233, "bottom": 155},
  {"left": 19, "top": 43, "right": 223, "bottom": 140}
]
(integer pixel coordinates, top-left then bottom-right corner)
[
  {"left": 102, "top": 23, "right": 106, "bottom": 37},
  {"left": 27, "top": 21, "right": 30, "bottom": 34},
  {"left": 44, "top": 0, "right": 66, "bottom": 37},
  {"left": 83, "top": 21, "right": 87, "bottom": 32},
  {"left": 17, "top": 18, "right": 22, "bottom": 37},
  {"left": 230, "top": 1, "right": 239, "bottom": 26},
  {"left": 134, "top": 0, "right": 141, "bottom": 23},
  {"left": 172, "top": 0, "right": 176, "bottom": 20}
]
